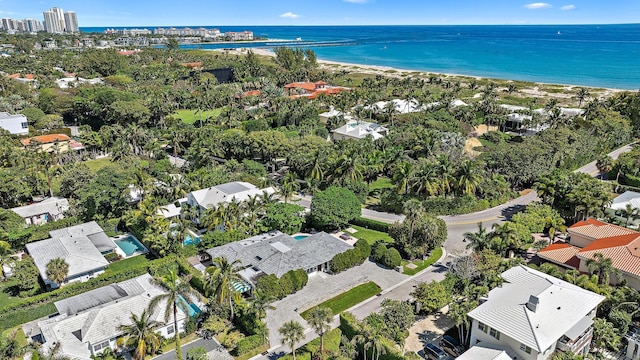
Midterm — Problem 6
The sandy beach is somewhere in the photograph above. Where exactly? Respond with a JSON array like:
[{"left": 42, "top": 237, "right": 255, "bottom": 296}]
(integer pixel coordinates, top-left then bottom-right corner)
[{"left": 217, "top": 47, "right": 624, "bottom": 100}]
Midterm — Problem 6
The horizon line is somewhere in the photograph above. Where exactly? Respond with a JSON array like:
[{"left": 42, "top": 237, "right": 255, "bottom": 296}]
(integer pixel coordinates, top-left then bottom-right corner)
[{"left": 78, "top": 22, "right": 640, "bottom": 28}]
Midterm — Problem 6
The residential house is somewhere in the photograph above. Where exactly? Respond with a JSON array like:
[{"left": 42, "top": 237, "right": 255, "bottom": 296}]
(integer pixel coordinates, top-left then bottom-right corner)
[
  {"left": 183, "top": 181, "right": 275, "bottom": 224},
  {"left": 0, "top": 111, "right": 29, "bottom": 135},
  {"left": 7, "top": 72, "right": 39, "bottom": 87},
  {"left": 463, "top": 265, "right": 605, "bottom": 360},
  {"left": 537, "top": 218, "right": 640, "bottom": 290},
  {"left": 20, "top": 133, "right": 84, "bottom": 152},
  {"left": 332, "top": 119, "right": 388, "bottom": 141},
  {"left": 25, "top": 221, "right": 116, "bottom": 288},
  {"left": 503, "top": 113, "right": 549, "bottom": 136},
  {"left": 285, "top": 81, "right": 349, "bottom": 100},
  {"left": 11, "top": 196, "right": 69, "bottom": 225},
  {"left": 26, "top": 233, "right": 109, "bottom": 289},
  {"left": 36, "top": 274, "right": 192, "bottom": 359},
  {"left": 55, "top": 76, "right": 103, "bottom": 89},
  {"left": 204, "top": 231, "right": 353, "bottom": 291}
]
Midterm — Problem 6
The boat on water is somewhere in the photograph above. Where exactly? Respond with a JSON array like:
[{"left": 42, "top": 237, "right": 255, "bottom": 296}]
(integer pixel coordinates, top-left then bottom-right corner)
[{"left": 296, "top": 37, "right": 302, "bottom": 41}]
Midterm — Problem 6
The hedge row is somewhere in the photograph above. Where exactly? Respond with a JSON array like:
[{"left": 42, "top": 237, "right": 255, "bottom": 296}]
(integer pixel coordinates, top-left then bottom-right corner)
[
  {"left": 256, "top": 269, "right": 308, "bottom": 300},
  {"left": 0, "top": 256, "right": 176, "bottom": 331},
  {"left": 351, "top": 217, "right": 391, "bottom": 232},
  {"left": 330, "top": 239, "right": 371, "bottom": 273}
]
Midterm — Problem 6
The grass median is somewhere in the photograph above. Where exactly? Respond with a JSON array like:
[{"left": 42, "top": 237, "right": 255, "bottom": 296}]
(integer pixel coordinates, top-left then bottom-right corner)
[{"left": 300, "top": 281, "right": 381, "bottom": 319}]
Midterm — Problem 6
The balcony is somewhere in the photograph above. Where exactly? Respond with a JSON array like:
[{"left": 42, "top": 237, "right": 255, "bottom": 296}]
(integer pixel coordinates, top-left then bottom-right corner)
[{"left": 557, "top": 327, "right": 594, "bottom": 353}]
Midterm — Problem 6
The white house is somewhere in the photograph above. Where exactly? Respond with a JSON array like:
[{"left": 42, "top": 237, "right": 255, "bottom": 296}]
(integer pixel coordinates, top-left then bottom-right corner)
[
  {"left": 610, "top": 191, "right": 640, "bottom": 211},
  {"left": 11, "top": 197, "right": 69, "bottom": 225},
  {"left": 25, "top": 221, "right": 116, "bottom": 288},
  {"left": 184, "top": 181, "right": 275, "bottom": 224},
  {"left": 36, "top": 274, "right": 193, "bottom": 360},
  {"left": 0, "top": 111, "right": 28, "bottom": 135},
  {"left": 463, "top": 265, "right": 605, "bottom": 360},
  {"left": 332, "top": 120, "right": 388, "bottom": 141}
]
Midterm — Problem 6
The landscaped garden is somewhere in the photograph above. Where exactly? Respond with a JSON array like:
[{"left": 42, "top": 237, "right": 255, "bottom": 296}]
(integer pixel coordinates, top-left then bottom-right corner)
[{"left": 402, "top": 247, "right": 443, "bottom": 275}]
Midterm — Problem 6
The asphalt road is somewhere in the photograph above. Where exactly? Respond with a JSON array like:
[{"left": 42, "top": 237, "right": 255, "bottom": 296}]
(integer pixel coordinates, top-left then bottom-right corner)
[{"left": 573, "top": 142, "right": 635, "bottom": 176}]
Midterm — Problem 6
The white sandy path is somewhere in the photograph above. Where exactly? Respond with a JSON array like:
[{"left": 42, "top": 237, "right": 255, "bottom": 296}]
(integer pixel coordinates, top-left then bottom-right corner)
[{"left": 404, "top": 307, "right": 455, "bottom": 354}]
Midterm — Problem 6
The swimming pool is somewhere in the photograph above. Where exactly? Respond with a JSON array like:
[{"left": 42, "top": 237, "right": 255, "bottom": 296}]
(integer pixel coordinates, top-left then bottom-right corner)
[
  {"left": 177, "top": 294, "right": 202, "bottom": 317},
  {"left": 293, "top": 234, "right": 310, "bottom": 241},
  {"left": 114, "top": 235, "right": 147, "bottom": 256},
  {"left": 183, "top": 233, "right": 201, "bottom": 246}
]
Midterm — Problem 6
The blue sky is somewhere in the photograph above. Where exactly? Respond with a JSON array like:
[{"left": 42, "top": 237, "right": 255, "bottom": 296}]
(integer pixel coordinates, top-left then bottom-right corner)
[{"left": 1, "top": 1, "right": 639, "bottom": 27}]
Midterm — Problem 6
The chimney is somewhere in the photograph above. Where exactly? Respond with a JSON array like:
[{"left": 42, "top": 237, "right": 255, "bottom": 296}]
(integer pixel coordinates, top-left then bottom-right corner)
[{"left": 526, "top": 295, "right": 539, "bottom": 313}]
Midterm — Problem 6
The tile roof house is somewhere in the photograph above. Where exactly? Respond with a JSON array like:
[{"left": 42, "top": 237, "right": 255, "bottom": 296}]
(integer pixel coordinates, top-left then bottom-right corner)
[
  {"left": 20, "top": 133, "right": 84, "bottom": 153},
  {"left": 332, "top": 120, "right": 388, "bottom": 141},
  {"left": 25, "top": 221, "right": 116, "bottom": 288},
  {"left": 11, "top": 196, "right": 69, "bottom": 225},
  {"left": 205, "top": 231, "right": 352, "bottom": 287},
  {"left": 285, "top": 81, "right": 349, "bottom": 100},
  {"left": 464, "top": 265, "right": 605, "bottom": 360},
  {"left": 537, "top": 219, "right": 640, "bottom": 290},
  {"left": 36, "top": 274, "right": 191, "bottom": 360},
  {"left": 184, "top": 181, "right": 275, "bottom": 224}
]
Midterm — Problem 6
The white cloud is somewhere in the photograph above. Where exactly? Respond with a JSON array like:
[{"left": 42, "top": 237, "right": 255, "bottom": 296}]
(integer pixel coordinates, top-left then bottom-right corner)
[
  {"left": 523, "top": 2, "right": 552, "bottom": 9},
  {"left": 280, "top": 12, "right": 301, "bottom": 19},
  {"left": 344, "top": 0, "right": 369, "bottom": 3},
  {"left": 561, "top": 4, "right": 576, "bottom": 10}
]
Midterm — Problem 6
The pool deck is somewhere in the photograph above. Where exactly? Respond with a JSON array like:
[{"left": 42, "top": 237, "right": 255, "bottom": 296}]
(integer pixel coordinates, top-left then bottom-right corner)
[{"left": 112, "top": 234, "right": 149, "bottom": 259}]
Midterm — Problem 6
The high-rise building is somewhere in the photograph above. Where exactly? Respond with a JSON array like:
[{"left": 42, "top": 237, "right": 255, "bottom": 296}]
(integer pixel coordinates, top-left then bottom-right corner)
[
  {"left": 43, "top": 7, "right": 65, "bottom": 33},
  {"left": 25, "top": 19, "right": 43, "bottom": 33},
  {"left": 63, "top": 11, "right": 78, "bottom": 33}
]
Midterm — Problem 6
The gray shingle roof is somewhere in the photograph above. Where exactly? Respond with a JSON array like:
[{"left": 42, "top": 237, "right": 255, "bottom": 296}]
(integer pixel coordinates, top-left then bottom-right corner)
[
  {"left": 26, "top": 236, "right": 109, "bottom": 282},
  {"left": 468, "top": 265, "right": 605, "bottom": 352},
  {"left": 11, "top": 197, "right": 69, "bottom": 219},
  {"left": 188, "top": 182, "right": 275, "bottom": 209},
  {"left": 49, "top": 221, "right": 116, "bottom": 253},
  {"left": 206, "top": 231, "right": 352, "bottom": 277},
  {"left": 38, "top": 274, "right": 188, "bottom": 359},
  {"left": 55, "top": 277, "right": 146, "bottom": 315}
]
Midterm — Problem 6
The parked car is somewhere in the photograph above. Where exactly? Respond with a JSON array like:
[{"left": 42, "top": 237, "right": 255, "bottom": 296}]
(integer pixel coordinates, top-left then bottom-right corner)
[
  {"left": 439, "top": 335, "right": 464, "bottom": 357},
  {"left": 424, "top": 343, "right": 448, "bottom": 360}
]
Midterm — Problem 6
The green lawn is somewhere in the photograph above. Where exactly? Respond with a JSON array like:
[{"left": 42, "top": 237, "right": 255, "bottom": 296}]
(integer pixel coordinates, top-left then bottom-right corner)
[
  {"left": 349, "top": 225, "right": 394, "bottom": 245},
  {"left": 172, "top": 108, "right": 224, "bottom": 124},
  {"left": 403, "top": 248, "right": 443, "bottom": 275},
  {"left": 0, "top": 277, "right": 22, "bottom": 308},
  {"left": 105, "top": 254, "right": 151, "bottom": 273},
  {"left": 369, "top": 177, "right": 395, "bottom": 191},
  {"left": 300, "top": 282, "right": 380, "bottom": 319},
  {"left": 84, "top": 157, "right": 113, "bottom": 173}
]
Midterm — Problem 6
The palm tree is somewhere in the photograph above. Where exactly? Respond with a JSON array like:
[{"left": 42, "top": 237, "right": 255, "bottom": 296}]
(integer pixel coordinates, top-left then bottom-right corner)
[
  {"left": 46, "top": 258, "right": 69, "bottom": 287},
  {"left": 247, "top": 290, "right": 276, "bottom": 323},
  {"left": 118, "top": 309, "right": 163, "bottom": 360},
  {"left": 464, "top": 223, "right": 491, "bottom": 252},
  {"left": 340, "top": 335, "right": 358, "bottom": 360},
  {"left": 393, "top": 161, "right": 413, "bottom": 195},
  {"left": 456, "top": 160, "right": 482, "bottom": 196},
  {"left": 280, "top": 172, "right": 300, "bottom": 204},
  {"left": 279, "top": 320, "right": 305, "bottom": 360},
  {"left": 149, "top": 267, "right": 197, "bottom": 360},
  {"left": 307, "top": 307, "right": 333, "bottom": 352},
  {"left": 621, "top": 204, "right": 639, "bottom": 227},
  {"left": 575, "top": 87, "right": 590, "bottom": 108},
  {"left": 586, "top": 253, "right": 620, "bottom": 285},
  {"left": 403, "top": 199, "right": 425, "bottom": 246},
  {"left": 490, "top": 223, "right": 519, "bottom": 257},
  {"left": 206, "top": 256, "right": 244, "bottom": 320}
]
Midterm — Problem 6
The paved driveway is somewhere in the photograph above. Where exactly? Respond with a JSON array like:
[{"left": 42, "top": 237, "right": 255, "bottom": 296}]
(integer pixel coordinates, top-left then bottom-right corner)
[{"left": 265, "top": 260, "right": 408, "bottom": 349}]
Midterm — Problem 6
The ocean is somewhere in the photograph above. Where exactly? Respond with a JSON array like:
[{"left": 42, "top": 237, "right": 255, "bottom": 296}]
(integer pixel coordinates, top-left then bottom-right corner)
[{"left": 80, "top": 25, "right": 640, "bottom": 90}]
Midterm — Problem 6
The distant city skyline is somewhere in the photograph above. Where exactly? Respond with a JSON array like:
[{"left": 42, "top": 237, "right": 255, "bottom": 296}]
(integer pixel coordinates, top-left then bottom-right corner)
[{"left": 0, "top": 0, "right": 639, "bottom": 27}]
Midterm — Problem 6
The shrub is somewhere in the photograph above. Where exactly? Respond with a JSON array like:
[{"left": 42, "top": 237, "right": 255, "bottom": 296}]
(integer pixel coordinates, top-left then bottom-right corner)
[
  {"left": 255, "top": 269, "right": 309, "bottom": 300},
  {"left": 351, "top": 217, "right": 390, "bottom": 232},
  {"left": 234, "top": 334, "right": 266, "bottom": 356},
  {"left": 371, "top": 243, "right": 402, "bottom": 268},
  {"left": 310, "top": 187, "right": 360, "bottom": 230},
  {"left": 330, "top": 239, "right": 371, "bottom": 273},
  {"left": 339, "top": 313, "right": 360, "bottom": 339},
  {"left": 104, "top": 252, "right": 121, "bottom": 262}
]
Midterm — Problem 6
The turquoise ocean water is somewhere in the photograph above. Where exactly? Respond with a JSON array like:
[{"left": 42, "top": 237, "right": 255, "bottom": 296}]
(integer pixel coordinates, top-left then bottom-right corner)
[{"left": 81, "top": 25, "right": 640, "bottom": 89}]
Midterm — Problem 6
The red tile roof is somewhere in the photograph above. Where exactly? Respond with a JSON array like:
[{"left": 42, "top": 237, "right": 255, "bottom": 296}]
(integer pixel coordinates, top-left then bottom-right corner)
[
  {"left": 538, "top": 242, "right": 581, "bottom": 269},
  {"left": 20, "top": 134, "right": 70, "bottom": 146},
  {"left": 568, "top": 218, "right": 636, "bottom": 239}
]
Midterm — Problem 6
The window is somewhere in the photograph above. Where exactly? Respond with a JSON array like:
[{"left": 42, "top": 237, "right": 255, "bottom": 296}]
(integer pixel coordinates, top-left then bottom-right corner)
[
  {"left": 167, "top": 325, "right": 175, "bottom": 334},
  {"left": 478, "top": 322, "right": 488, "bottom": 333},
  {"left": 520, "top": 344, "right": 532, "bottom": 354},
  {"left": 93, "top": 340, "right": 110, "bottom": 352},
  {"left": 489, "top": 328, "right": 501, "bottom": 340},
  {"left": 21, "top": 122, "right": 28, "bottom": 129}
]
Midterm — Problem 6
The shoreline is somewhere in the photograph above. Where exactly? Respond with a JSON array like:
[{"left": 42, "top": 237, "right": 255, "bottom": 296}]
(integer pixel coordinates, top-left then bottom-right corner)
[{"left": 225, "top": 48, "right": 624, "bottom": 96}]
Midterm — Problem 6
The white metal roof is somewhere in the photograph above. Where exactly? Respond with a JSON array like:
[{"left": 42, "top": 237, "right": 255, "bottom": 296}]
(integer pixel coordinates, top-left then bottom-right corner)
[
  {"left": 11, "top": 197, "right": 69, "bottom": 219},
  {"left": 610, "top": 191, "right": 640, "bottom": 211},
  {"left": 468, "top": 265, "right": 605, "bottom": 352}
]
